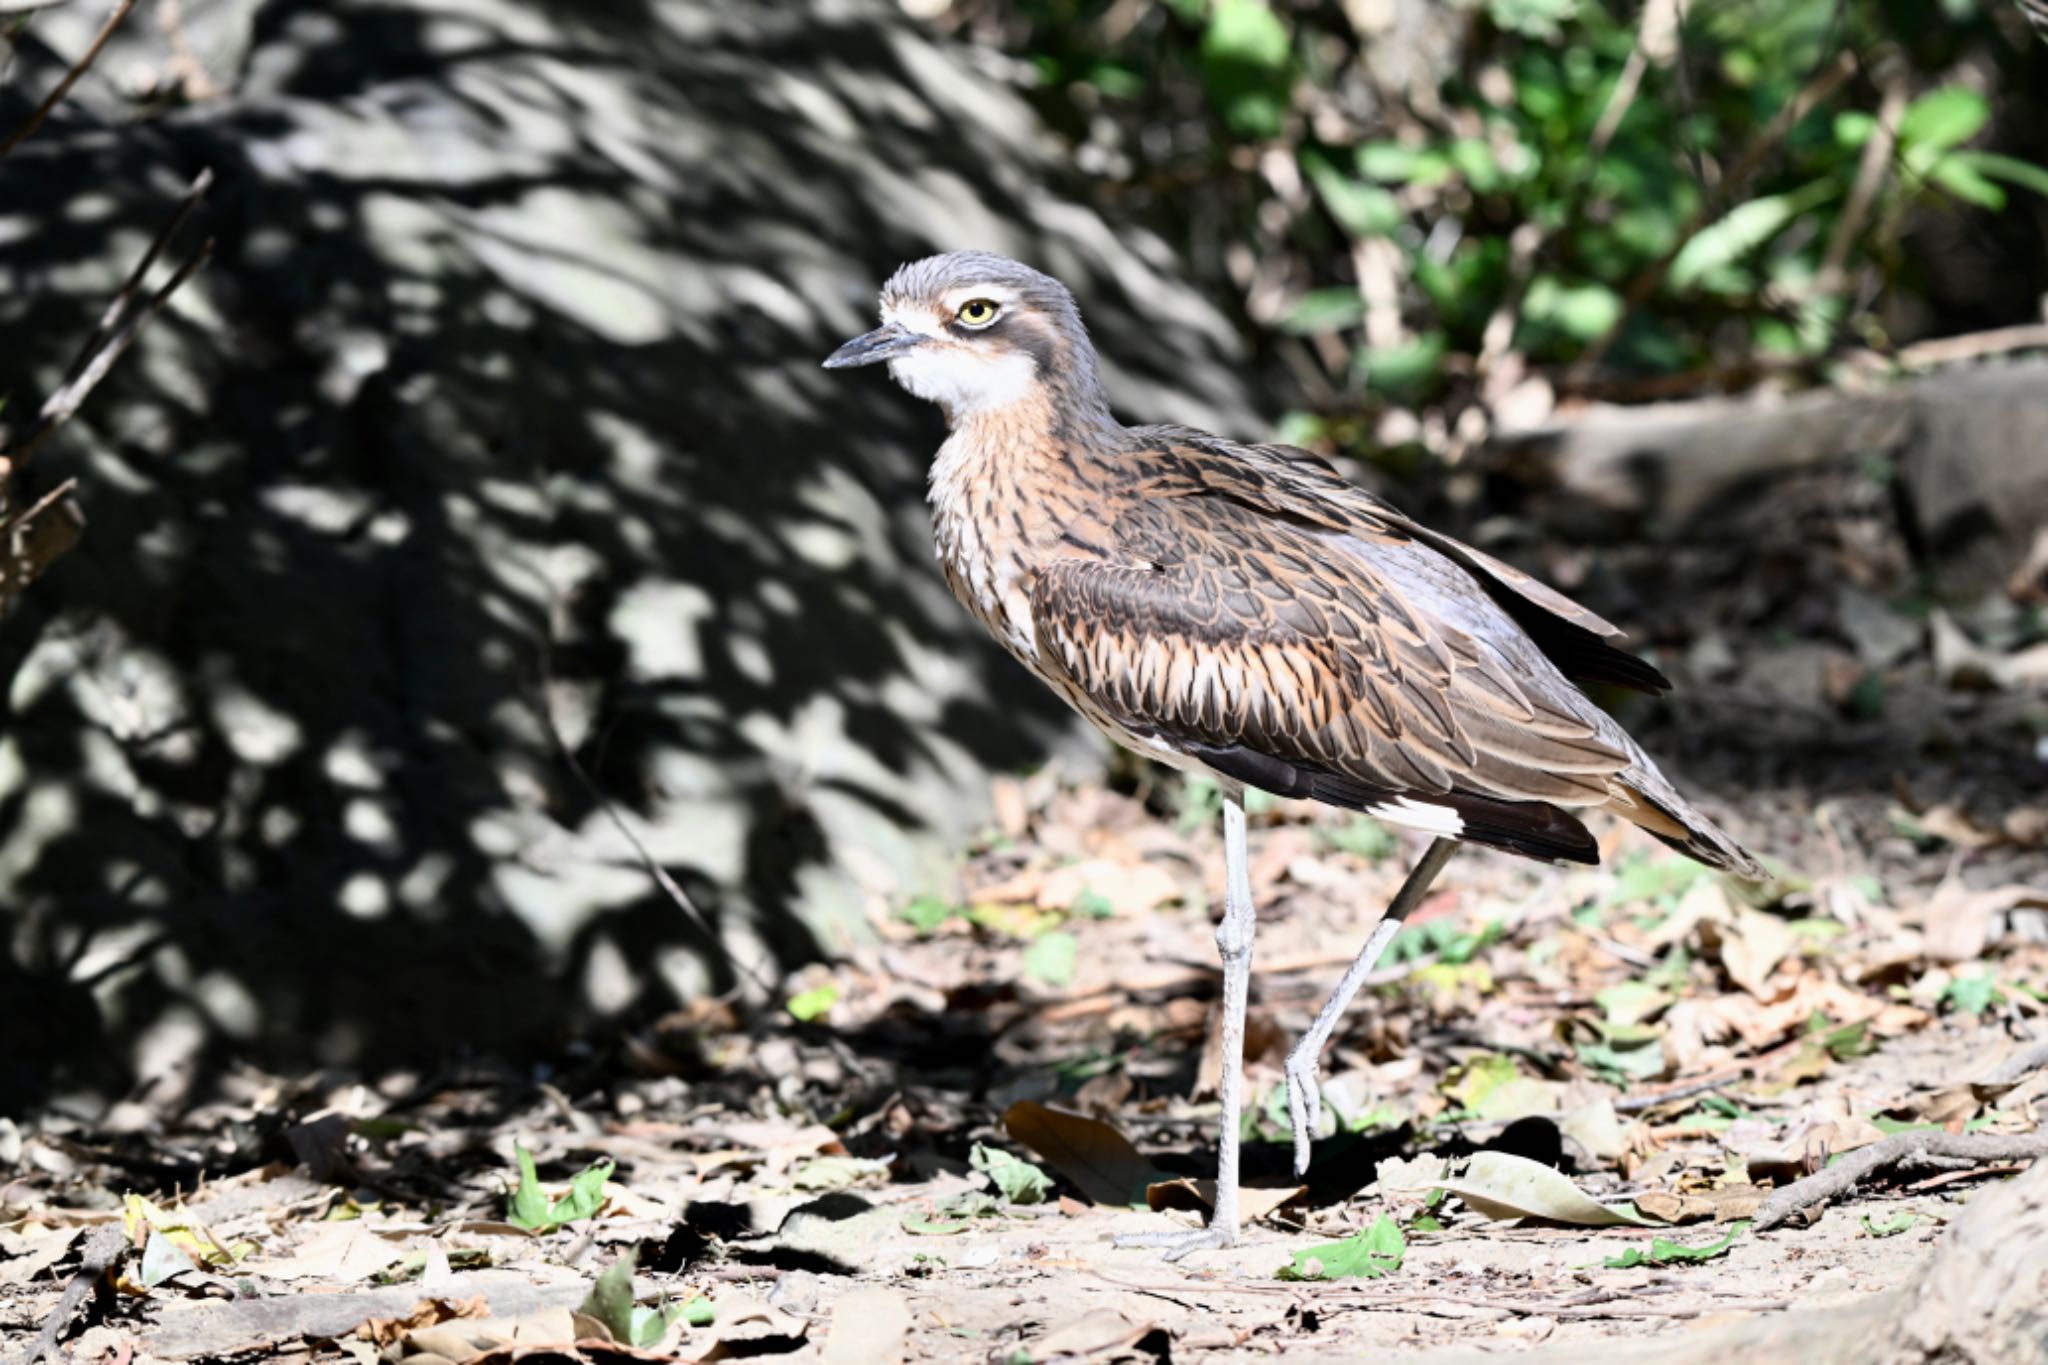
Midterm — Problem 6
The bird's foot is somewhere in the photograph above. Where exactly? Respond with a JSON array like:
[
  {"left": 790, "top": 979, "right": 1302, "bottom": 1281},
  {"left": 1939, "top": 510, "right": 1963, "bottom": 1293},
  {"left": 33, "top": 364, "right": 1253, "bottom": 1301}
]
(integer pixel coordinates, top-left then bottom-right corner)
[
  {"left": 1284, "top": 1051, "right": 1324, "bottom": 1178},
  {"left": 1114, "top": 1223, "right": 1238, "bottom": 1263}
]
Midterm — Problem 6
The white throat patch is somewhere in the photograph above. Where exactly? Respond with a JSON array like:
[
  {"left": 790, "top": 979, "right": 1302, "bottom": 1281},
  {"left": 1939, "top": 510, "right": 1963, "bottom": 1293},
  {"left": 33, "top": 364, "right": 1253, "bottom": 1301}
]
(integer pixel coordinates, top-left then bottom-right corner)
[{"left": 879, "top": 297, "right": 1039, "bottom": 415}]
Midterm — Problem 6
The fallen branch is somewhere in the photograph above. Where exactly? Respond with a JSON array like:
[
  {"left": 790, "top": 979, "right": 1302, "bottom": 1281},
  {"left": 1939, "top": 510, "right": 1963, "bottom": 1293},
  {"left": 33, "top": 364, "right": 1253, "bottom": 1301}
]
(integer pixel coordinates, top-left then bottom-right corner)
[{"left": 1754, "top": 1129, "right": 2048, "bottom": 1230}]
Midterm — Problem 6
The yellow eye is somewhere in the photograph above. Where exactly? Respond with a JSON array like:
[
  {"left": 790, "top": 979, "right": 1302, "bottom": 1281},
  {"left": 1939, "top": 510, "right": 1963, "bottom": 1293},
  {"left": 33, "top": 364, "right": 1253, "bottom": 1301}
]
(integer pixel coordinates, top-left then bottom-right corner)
[{"left": 956, "top": 299, "right": 1000, "bottom": 327}]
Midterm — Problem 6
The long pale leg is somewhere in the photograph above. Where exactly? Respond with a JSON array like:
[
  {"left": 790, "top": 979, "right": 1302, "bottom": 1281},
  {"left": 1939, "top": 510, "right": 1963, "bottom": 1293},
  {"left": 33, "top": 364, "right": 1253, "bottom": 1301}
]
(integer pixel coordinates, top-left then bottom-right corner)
[
  {"left": 1117, "top": 787, "right": 1257, "bottom": 1260},
  {"left": 1284, "top": 837, "right": 1457, "bottom": 1177}
]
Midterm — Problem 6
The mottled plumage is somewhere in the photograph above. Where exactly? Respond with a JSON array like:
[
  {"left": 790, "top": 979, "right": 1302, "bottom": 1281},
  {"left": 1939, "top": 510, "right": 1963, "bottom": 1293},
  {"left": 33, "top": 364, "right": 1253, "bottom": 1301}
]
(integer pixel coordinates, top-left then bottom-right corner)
[{"left": 827, "top": 251, "right": 1762, "bottom": 1258}]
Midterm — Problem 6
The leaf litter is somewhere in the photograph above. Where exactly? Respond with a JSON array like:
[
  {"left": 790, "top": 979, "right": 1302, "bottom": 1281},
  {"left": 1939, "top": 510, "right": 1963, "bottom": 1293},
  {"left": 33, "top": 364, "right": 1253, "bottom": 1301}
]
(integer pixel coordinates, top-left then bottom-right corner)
[{"left": 4, "top": 627, "right": 2046, "bottom": 1361}]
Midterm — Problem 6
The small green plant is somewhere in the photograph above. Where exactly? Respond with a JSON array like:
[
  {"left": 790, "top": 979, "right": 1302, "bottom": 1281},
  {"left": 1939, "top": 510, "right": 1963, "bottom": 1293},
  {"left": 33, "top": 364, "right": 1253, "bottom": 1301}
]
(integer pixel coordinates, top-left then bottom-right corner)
[
  {"left": 507, "top": 1145, "right": 613, "bottom": 1231},
  {"left": 1276, "top": 1215, "right": 1406, "bottom": 1281},
  {"left": 1600, "top": 1222, "right": 1748, "bottom": 1268},
  {"left": 971, "top": 1143, "right": 1053, "bottom": 1204}
]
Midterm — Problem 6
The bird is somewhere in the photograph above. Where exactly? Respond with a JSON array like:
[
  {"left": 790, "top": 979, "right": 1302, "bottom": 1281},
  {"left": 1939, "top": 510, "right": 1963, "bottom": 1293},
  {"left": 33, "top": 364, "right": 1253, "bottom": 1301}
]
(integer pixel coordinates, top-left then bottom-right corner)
[{"left": 824, "top": 250, "right": 1763, "bottom": 1261}]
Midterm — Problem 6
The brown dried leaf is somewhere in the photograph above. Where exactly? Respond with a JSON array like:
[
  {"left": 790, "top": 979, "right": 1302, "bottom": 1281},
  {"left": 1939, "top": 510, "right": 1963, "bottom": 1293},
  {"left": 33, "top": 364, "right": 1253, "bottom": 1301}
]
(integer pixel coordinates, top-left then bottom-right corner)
[
  {"left": 1002, "top": 1101, "right": 1163, "bottom": 1207},
  {"left": 1144, "top": 1178, "right": 1304, "bottom": 1224}
]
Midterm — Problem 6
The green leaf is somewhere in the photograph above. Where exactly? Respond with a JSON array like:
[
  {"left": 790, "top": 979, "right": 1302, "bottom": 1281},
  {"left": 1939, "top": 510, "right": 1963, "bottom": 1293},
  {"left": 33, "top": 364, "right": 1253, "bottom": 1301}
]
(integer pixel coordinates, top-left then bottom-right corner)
[
  {"left": 1201, "top": 0, "right": 1294, "bottom": 137},
  {"left": 578, "top": 1254, "right": 642, "bottom": 1344},
  {"left": 684, "top": 1296, "right": 716, "bottom": 1327},
  {"left": 1898, "top": 87, "right": 1990, "bottom": 154},
  {"left": 1354, "top": 333, "right": 1447, "bottom": 398},
  {"left": 1278, "top": 288, "right": 1367, "bottom": 335},
  {"left": 1600, "top": 1222, "right": 1747, "bottom": 1267},
  {"left": 1522, "top": 275, "right": 1623, "bottom": 342},
  {"left": 971, "top": 1143, "right": 1053, "bottom": 1205},
  {"left": 1487, "top": 0, "right": 1579, "bottom": 40},
  {"left": 1441, "top": 1054, "right": 1519, "bottom": 1110},
  {"left": 1926, "top": 156, "right": 2005, "bottom": 209},
  {"left": 1022, "top": 931, "right": 1078, "bottom": 988},
  {"left": 1071, "top": 889, "right": 1116, "bottom": 920},
  {"left": 1954, "top": 150, "right": 2048, "bottom": 200},
  {"left": 509, "top": 1145, "right": 550, "bottom": 1229},
  {"left": 897, "top": 895, "right": 956, "bottom": 935},
  {"left": 1862, "top": 1211, "right": 1919, "bottom": 1237},
  {"left": 1303, "top": 152, "right": 1402, "bottom": 237},
  {"left": 1670, "top": 182, "right": 1836, "bottom": 291},
  {"left": 506, "top": 1147, "right": 616, "bottom": 1230},
  {"left": 1276, "top": 1215, "right": 1406, "bottom": 1281},
  {"left": 1941, "top": 973, "right": 2002, "bottom": 1018},
  {"left": 786, "top": 982, "right": 839, "bottom": 1022}
]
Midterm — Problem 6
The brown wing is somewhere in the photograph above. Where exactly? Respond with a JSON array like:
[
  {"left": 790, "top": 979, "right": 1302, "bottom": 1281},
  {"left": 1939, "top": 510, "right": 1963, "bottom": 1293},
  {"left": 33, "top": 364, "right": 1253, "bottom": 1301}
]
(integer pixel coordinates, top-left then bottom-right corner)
[
  {"left": 1030, "top": 463, "right": 1634, "bottom": 862},
  {"left": 1128, "top": 428, "right": 1671, "bottom": 694}
]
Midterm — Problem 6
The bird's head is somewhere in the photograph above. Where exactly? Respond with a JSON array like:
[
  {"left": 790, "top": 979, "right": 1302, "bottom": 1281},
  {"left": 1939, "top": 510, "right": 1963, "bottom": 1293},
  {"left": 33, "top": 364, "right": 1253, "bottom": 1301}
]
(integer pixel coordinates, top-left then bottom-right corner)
[{"left": 823, "top": 251, "right": 1108, "bottom": 425}]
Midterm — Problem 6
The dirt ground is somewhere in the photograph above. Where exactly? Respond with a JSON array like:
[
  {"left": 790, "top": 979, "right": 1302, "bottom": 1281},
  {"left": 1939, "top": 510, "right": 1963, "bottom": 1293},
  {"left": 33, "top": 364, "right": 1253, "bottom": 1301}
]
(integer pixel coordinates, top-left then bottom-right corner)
[{"left": 4, "top": 709, "right": 2046, "bottom": 1362}]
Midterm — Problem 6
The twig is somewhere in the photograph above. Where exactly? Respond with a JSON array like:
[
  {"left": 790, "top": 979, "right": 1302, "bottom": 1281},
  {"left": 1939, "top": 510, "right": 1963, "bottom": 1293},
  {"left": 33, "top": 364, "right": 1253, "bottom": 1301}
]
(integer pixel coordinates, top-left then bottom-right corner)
[
  {"left": 1754, "top": 1130, "right": 2048, "bottom": 1230},
  {"left": 1815, "top": 54, "right": 1906, "bottom": 297},
  {"left": 13, "top": 171, "right": 215, "bottom": 470},
  {"left": 0, "top": 0, "right": 136, "bottom": 160},
  {"left": 12, "top": 1222, "right": 126, "bottom": 1365},
  {"left": 56, "top": 166, "right": 215, "bottom": 394},
  {"left": 538, "top": 692, "right": 774, "bottom": 1001},
  {"left": 1614, "top": 1073, "right": 1733, "bottom": 1113}
]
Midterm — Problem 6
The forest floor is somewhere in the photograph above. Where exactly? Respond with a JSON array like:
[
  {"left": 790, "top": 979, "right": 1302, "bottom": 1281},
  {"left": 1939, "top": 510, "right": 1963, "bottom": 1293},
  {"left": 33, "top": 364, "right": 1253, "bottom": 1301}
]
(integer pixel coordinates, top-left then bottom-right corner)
[{"left": 6, "top": 463, "right": 2048, "bottom": 1363}]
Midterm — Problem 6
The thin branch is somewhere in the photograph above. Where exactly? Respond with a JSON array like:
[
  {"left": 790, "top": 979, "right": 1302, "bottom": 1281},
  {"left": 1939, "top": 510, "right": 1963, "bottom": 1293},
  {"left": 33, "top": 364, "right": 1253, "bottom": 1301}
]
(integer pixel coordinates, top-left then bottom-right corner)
[
  {"left": 0, "top": 0, "right": 136, "bottom": 161},
  {"left": 14, "top": 186, "right": 214, "bottom": 471},
  {"left": 56, "top": 166, "right": 214, "bottom": 393}
]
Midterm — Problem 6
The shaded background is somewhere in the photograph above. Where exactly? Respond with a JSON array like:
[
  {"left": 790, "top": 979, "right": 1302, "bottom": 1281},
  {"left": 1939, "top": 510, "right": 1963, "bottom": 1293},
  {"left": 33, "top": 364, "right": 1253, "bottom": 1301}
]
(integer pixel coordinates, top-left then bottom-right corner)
[{"left": 2, "top": 0, "right": 2044, "bottom": 1114}]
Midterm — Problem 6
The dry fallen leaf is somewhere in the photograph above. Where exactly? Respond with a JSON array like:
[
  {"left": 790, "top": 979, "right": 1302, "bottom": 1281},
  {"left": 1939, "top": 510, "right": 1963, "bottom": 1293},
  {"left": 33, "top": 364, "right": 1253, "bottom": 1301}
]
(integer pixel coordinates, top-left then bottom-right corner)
[
  {"left": 1002, "top": 1102, "right": 1163, "bottom": 1207},
  {"left": 1435, "top": 1152, "right": 1653, "bottom": 1227},
  {"left": 1144, "top": 1178, "right": 1304, "bottom": 1224}
]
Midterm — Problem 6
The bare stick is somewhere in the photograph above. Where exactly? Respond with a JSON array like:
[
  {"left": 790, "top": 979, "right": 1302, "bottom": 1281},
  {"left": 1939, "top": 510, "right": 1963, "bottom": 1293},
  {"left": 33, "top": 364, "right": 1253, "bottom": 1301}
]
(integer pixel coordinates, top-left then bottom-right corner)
[
  {"left": 14, "top": 221, "right": 213, "bottom": 469},
  {"left": 56, "top": 166, "right": 215, "bottom": 392},
  {"left": 12, "top": 1222, "right": 126, "bottom": 1365},
  {"left": 0, "top": 0, "right": 136, "bottom": 160},
  {"left": 1754, "top": 1130, "right": 2048, "bottom": 1230}
]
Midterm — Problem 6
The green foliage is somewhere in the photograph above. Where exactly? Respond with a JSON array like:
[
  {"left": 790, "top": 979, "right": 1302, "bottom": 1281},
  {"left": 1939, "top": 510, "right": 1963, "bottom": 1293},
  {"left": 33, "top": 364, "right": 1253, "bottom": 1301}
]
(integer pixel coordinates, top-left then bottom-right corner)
[
  {"left": 1276, "top": 1215, "right": 1406, "bottom": 1280},
  {"left": 971, "top": 1142, "right": 1054, "bottom": 1204},
  {"left": 898, "top": 895, "right": 958, "bottom": 936},
  {"left": 508, "top": 1146, "right": 613, "bottom": 1231},
  {"left": 1600, "top": 1222, "right": 1748, "bottom": 1268},
  {"left": 986, "top": 0, "right": 2048, "bottom": 442},
  {"left": 1861, "top": 1211, "right": 1920, "bottom": 1237},
  {"left": 1941, "top": 972, "right": 2005, "bottom": 1017},
  {"left": 785, "top": 982, "right": 839, "bottom": 1022},
  {"left": 580, "top": 1254, "right": 687, "bottom": 1347}
]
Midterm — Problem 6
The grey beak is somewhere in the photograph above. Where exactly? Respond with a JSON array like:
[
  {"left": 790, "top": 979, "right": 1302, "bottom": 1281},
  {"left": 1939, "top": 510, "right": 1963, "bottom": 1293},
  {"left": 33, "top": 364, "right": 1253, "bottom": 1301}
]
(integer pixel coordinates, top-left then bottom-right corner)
[{"left": 822, "top": 321, "right": 921, "bottom": 369}]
